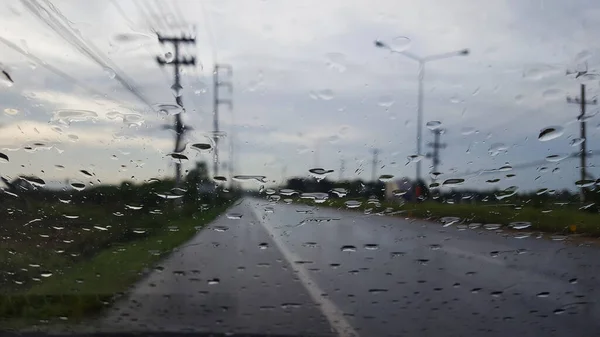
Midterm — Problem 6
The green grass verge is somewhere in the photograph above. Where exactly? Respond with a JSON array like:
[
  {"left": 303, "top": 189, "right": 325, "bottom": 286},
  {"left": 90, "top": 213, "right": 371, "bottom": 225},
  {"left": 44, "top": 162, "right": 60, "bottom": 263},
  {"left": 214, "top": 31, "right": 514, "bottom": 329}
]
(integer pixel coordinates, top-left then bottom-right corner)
[
  {"left": 301, "top": 198, "right": 600, "bottom": 236},
  {"left": 0, "top": 201, "right": 232, "bottom": 329}
]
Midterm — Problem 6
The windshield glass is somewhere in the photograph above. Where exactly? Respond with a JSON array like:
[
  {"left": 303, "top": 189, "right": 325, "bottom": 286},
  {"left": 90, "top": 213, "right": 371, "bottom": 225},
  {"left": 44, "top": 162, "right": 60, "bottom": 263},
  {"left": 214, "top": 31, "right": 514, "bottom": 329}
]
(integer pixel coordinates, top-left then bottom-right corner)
[{"left": 1, "top": 1, "right": 600, "bottom": 336}]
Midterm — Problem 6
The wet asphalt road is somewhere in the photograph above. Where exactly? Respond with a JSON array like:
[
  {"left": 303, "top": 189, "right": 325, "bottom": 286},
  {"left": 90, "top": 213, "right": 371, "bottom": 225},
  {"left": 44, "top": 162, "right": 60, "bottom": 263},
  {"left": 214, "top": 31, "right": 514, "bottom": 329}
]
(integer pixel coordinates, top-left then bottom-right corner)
[{"left": 97, "top": 197, "right": 600, "bottom": 337}]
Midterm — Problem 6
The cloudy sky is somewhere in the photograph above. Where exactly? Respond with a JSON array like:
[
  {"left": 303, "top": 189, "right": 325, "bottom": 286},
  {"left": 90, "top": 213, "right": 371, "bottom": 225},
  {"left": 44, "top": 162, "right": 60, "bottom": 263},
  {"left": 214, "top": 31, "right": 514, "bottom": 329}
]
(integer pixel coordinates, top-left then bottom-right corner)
[{"left": 1, "top": 0, "right": 600, "bottom": 193}]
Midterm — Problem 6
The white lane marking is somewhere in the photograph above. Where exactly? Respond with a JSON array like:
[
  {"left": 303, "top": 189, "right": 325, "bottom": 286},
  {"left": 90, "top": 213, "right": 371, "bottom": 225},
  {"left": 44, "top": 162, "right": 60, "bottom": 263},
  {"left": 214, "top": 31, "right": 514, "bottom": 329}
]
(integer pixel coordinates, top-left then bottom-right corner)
[{"left": 248, "top": 201, "right": 359, "bottom": 337}]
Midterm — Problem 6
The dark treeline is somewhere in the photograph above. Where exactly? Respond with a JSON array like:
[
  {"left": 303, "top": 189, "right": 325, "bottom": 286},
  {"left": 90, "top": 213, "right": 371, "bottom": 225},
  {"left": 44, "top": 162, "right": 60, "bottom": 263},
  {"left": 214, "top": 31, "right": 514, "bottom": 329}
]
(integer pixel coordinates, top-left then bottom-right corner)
[
  {"left": 1, "top": 161, "right": 236, "bottom": 210},
  {"left": 279, "top": 176, "right": 600, "bottom": 212}
]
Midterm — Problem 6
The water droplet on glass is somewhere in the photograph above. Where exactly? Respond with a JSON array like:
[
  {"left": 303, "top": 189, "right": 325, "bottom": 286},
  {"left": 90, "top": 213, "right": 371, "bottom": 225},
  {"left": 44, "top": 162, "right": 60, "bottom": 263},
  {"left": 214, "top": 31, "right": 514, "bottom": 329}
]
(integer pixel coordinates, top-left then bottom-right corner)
[
  {"left": 312, "top": 89, "right": 334, "bottom": 100},
  {"left": 70, "top": 181, "right": 86, "bottom": 191},
  {"left": 407, "top": 154, "right": 424, "bottom": 164},
  {"left": 168, "top": 153, "right": 189, "bottom": 162},
  {"left": 488, "top": 143, "right": 508, "bottom": 156},
  {"left": 377, "top": 95, "right": 394, "bottom": 107},
  {"left": 4, "top": 108, "right": 19, "bottom": 116},
  {"left": 258, "top": 242, "right": 269, "bottom": 250},
  {"left": 227, "top": 213, "right": 243, "bottom": 220},
  {"left": 103, "top": 67, "right": 116, "bottom": 79},
  {"left": 510, "top": 222, "right": 531, "bottom": 230},
  {"left": 440, "top": 217, "right": 460, "bottom": 227},
  {"left": 536, "top": 291, "right": 550, "bottom": 298},
  {"left": 325, "top": 52, "right": 347, "bottom": 72},
  {"left": 280, "top": 188, "right": 297, "bottom": 196},
  {"left": 164, "top": 51, "right": 174, "bottom": 63},
  {"left": 207, "top": 278, "right": 220, "bottom": 285},
  {"left": 190, "top": 143, "right": 213, "bottom": 152},
  {"left": 523, "top": 64, "right": 561, "bottom": 81},
  {"left": 125, "top": 204, "right": 143, "bottom": 210},
  {"left": 426, "top": 121, "right": 442, "bottom": 130},
  {"left": 495, "top": 186, "right": 519, "bottom": 200},
  {"left": 213, "top": 226, "right": 229, "bottom": 232},
  {"left": 341, "top": 245, "right": 357, "bottom": 252},
  {"left": 575, "top": 179, "right": 595, "bottom": 188},
  {"left": 155, "top": 192, "right": 184, "bottom": 199},
  {"left": 233, "top": 175, "right": 267, "bottom": 183},
  {"left": 570, "top": 138, "right": 585, "bottom": 146},
  {"left": 0, "top": 152, "right": 8, "bottom": 163},
  {"left": 330, "top": 188, "right": 347, "bottom": 197},
  {"left": 308, "top": 168, "right": 334, "bottom": 181},
  {"left": 542, "top": 88, "right": 562, "bottom": 100},
  {"left": 378, "top": 174, "right": 394, "bottom": 182},
  {"left": 538, "top": 126, "right": 564, "bottom": 141},
  {"left": 368, "top": 288, "right": 388, "bottom": 294},
  {"left": 300, "top": 192, "right": 329, "bottom": 203},
  {"left": 461, "top": 127, "right": 477, "bottom": 135},
  {"left": 389, "top": 36, "right": 411, "bottom": 52},
  {"left": 442, "top": 178, "right": 465, "bottom": 187},
  {"left": 364, "top": 244, "right": 379, "bottom": 250},
  {"left": 484, "top": 223, "right": 502, "bottom": 230},
  {"left": 155, "top": 103, "right": 183, "bottom": 116},
  {"left": 545, "top": 154, "right": 568, "bottom": 163},
  {"left": 345, "top": 200, "right": 362, "bottom": 209}
]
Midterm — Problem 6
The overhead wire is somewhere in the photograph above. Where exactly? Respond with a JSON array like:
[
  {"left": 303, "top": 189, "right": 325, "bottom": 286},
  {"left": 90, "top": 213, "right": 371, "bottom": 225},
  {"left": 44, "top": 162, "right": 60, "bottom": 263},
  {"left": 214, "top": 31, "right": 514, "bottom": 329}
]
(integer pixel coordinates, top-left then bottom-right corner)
[
  {"left": 0, "top": 35, "right": 117, "bottom": 102},
  {"left": 449, "top": 149, "right": 600, "bottom": 179},
  {"left": 22, "top": 0, "right": 155, "bottom": 110},
  {"left": 110, "top": 0, "right": 171, "bottom": 89}
]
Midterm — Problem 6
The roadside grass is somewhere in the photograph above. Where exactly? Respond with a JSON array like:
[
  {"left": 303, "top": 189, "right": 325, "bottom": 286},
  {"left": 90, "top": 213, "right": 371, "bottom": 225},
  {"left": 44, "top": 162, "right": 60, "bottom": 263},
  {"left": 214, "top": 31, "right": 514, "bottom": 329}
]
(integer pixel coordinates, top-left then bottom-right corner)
[
  {"left": 0, "top": 201, "right": 232, "bottom": 329},
  {"left": 299, "top": 197, "right": 600, "bottom": 237}
]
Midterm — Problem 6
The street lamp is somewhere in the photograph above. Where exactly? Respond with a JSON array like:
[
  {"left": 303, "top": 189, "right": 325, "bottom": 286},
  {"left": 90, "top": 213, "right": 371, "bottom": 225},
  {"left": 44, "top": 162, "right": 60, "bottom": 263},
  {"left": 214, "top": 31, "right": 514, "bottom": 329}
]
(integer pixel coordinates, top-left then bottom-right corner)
[{"left": 374, "top": 40, "right": 469, "bottom": 183}]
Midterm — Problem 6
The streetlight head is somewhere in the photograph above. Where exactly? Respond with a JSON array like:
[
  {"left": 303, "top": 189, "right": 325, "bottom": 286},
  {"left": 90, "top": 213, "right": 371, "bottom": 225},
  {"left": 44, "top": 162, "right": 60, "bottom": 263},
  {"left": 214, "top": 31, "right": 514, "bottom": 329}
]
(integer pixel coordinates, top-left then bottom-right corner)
[
  {"left": 459, "top": 49, "right": 470, "bottom": 56},
  {"left": 374, "top": 40, "right": 387, "bottom": 49}
]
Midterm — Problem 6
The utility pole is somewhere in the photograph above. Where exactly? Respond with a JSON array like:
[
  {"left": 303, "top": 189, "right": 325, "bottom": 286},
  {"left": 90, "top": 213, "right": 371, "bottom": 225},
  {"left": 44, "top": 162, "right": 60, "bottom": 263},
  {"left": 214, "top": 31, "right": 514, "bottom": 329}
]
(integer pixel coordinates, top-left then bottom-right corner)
[
  {"left": 427, "top": 128, "right": 446, "bottom": 178},
  {"left": 212, "top": 64, "right": 233, "bottom": 179},
  {"left": 339, "top": 157, "right": 345, "bottom": 181},
  {"left": 156, "top": 33, "right": 196, "bottom": 187},
  {"left": 371, "top": 148, "right": 379, "bottom": 182},
  {"left": 567, "top": 84, "right": 597, "bottom": 202}
]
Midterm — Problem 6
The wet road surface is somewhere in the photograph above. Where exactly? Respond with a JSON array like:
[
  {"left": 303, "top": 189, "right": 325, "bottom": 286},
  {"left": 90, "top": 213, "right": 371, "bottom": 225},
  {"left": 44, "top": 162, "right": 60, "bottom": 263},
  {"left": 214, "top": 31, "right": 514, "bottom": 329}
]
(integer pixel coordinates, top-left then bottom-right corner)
[{"left": 96, "top": 197, "right": 600, "bottom": 337}]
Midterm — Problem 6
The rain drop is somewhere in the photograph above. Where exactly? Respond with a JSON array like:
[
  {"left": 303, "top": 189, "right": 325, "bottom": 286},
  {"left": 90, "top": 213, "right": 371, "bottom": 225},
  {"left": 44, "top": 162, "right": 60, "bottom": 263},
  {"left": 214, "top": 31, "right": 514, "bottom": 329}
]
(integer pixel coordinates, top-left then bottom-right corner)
[
  {"left": 538, "top": 126, "right": 564, "bottom": 141},
  {"left": 442, "top": 178, "right": 465, "bottom": 187},
  {"left": 426, "top": 121, "right": 442, "bottom": 130},
  {"left": 570, "top": 138, "right": 585, "bottom": 146},
  {"left": 227, "top": 213, "right": 243, "bottom": 220},
  {"left": 341, "top": 245, "right": 357, "bottom": 252},
  {"left": 345, "top": 200, "right": 362, "bottom": 209}
]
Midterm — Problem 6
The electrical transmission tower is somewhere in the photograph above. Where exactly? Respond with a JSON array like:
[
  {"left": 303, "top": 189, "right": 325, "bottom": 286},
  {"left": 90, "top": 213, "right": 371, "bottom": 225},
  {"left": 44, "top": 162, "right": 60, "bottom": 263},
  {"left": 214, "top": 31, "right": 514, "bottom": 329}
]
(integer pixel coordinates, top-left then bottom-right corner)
[
  {"left": 156, "top": 32, "right": 196, "bottom": 186},
  {"left": 427, "top": 128, "right": 446, "bottom": 178},
  {"left": 213, "top": 64, "right": 233, "bottom": 178},
  {"left": 567, "top": 84, "right": 597, "bottom": 202}
]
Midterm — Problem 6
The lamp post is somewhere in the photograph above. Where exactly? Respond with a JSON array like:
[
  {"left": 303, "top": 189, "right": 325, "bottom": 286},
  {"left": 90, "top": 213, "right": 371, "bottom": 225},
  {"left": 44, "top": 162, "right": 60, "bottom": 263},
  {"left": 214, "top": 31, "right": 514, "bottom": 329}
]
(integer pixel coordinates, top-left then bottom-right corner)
[{"left": 374, "top": 40, "right": 469, "bottom": 183}]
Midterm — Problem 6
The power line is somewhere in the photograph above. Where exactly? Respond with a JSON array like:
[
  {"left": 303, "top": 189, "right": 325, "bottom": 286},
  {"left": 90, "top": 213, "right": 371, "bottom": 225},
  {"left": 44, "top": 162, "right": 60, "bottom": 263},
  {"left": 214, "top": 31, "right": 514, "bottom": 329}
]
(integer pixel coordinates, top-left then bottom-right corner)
[
  {"left": 110, "top": 0, "right": 171, "bottom": 89},
  {"left": 23, "top": 0, "right": 155, "bottom": 110},
  {"left": 450, "top": 149, "right": 600, "bottom": 179},
  {"left": 0, "top": 35, "right": 115, "bottom": 102}
]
